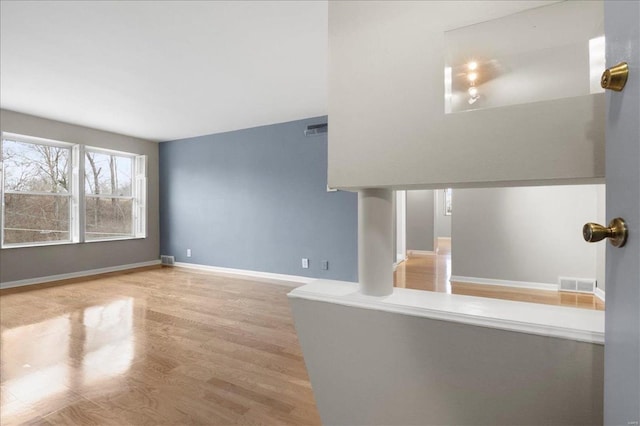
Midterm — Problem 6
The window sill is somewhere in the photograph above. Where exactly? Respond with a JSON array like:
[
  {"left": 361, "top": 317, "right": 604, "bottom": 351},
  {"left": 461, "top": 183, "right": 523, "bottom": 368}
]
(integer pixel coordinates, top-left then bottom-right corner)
[
  {"left": 1, "top": 236, "right": 146, "bottom": 249},
  {"left": 84, "top": 236, "right": 146, "bottom": 244},
  {"left": 1, "top": 240, "right": 74, "bottom": 249}
]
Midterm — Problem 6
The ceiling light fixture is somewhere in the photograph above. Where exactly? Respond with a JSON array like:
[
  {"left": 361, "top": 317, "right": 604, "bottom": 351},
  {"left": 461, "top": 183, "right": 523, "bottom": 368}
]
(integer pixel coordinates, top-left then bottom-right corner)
[
  {"left": 467, "top": 61, "right": 478, "bottom": 71},
  {"left": 467, "top": 72, "right": 478, "bottom": 82}
]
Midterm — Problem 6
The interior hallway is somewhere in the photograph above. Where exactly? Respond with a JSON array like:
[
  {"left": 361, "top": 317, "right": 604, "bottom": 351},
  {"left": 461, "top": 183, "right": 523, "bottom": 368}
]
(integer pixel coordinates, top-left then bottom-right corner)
[{"left": 394, "top": 238, "right": 605, "bottom": 311}]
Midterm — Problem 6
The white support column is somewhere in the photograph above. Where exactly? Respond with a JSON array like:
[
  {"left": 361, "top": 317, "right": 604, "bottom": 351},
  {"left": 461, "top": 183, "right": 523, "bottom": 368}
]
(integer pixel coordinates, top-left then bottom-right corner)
[{"left": 358, "top": 188, "right": 394, "bottom": 296}]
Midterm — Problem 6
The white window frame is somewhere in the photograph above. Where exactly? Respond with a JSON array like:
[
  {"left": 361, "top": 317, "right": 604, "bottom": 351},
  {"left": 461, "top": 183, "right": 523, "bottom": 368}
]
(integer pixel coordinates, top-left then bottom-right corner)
[
  {"left": 83, "top": 146, "right": 147, "bottom": 242},
  {"left": 1, "top": 132, "right": 147, "bottom": 248},
  {"left": 444, "top": 188, "right": 453, "bottom": 216},
  {"left": 1, "top": 132, "right": 76, "bottom": 248}
]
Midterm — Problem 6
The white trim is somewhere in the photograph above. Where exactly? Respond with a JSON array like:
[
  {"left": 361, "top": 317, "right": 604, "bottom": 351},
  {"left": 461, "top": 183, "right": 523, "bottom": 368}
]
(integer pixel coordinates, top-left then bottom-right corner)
[
  {"left": 1, "top": 239, "right": 75, "bottom": 249},
  {"left": 450, "top": 275, "right": 558, "bottom": 291},
  {"left": 84, "top": 145, "right": 138, "bottom": 159},
  {"left": 408, "top": 250, "right": 435, "bottom": 256},
  {"left": 85, "top": 194, "right": 134, "bottom": 200},
  {"left": 4, "top": 190, "right": 71, "bottom": 196},
  {"left": 289, "top": 280, "right": 605, "bottom": 344},
  {"left": 84, "top": 236, "right": 145, "bottom": 243},
  {"left": 1, "top": 131, "right": 75, "bottom": 149},
  {"left": 393, "top": 256, "right": 407, "bottom": 272},
  {"left": 594, "top": 287, "right": 606, "bottom": 302},
  {"left": 0, "top": 260, "right": 161, "bottom": 289},
  {"left": 174, "top": 262, "right": 315, "bottom": 287}
]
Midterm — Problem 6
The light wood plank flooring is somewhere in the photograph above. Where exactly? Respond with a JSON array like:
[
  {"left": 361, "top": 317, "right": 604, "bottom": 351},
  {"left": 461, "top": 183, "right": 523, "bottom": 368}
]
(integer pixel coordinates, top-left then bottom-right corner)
[
  {"left": 2, "top": 245, "right": 603, "bottom": 425},
  {"left": 0, "top": 267, "right": 321, "bottom": 425},
  {"left": 394, "top": 238, "right": 605, "bottom": 311}
]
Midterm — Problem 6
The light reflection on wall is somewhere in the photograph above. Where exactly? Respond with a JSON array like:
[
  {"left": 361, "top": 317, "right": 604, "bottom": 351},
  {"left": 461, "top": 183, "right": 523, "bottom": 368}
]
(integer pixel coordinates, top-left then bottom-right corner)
[
  {"left": 444, "top": 1, "right": 604, "bottom": 114},
  {"left": 589, "top": 36, "right": 606, "bottom": 94},
  {"left": 1, "top": 298, "right": 135, "bottom": 418},
  {"left": 444, "top": 66, "right": 453, "bottom": 114}
]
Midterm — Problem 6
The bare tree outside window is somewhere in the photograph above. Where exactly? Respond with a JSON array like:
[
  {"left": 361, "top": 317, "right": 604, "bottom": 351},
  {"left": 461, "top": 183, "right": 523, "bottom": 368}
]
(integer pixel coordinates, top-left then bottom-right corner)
[
  {"left": 84, "top": 151, "right": 133, "bottom": 240},
  {"left": 2, "top": 133, "right": 146, "bottom": 247},
  {"left": 2, "top": 138, "right": 71, "bottom": 244}
]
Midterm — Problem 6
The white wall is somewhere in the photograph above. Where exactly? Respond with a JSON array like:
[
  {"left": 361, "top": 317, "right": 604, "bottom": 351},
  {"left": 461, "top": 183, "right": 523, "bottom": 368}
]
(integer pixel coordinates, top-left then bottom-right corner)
[
  {"left": 291, "top": 293, "right": 604, "bottom": 425},
  {"left": 406, "top": 190, "right": 434, "bottom": 252},
  {"left": 327, "top": 1, "right": 604, "bottom": 190},
  {"left": 395, "top": 190, "right": 406, "bottom": 262},
  {"left": 452, "top": 185, "right": 604, "bottom": 286}
]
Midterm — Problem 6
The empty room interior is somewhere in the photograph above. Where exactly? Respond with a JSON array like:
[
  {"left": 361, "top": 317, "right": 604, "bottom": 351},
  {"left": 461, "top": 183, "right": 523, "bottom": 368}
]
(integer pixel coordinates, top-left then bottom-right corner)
[{"left": 1, "top": 1, "right": 639, "bottom": 425}]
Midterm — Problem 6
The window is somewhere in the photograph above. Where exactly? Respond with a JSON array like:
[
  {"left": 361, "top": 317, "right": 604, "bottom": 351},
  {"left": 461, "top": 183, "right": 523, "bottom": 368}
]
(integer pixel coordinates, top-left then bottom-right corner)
[
  {"left": 1, "top": 134, "right": 73, "bottom": 246},
  {"left": 444, "top": 188, "right": 452, "bottom": 215},
  {"left": 85, "top": 149, "right": 134, "bottom": 241},
  {"left": 1, "top": 132, "right": 147, "bottom": 248}
]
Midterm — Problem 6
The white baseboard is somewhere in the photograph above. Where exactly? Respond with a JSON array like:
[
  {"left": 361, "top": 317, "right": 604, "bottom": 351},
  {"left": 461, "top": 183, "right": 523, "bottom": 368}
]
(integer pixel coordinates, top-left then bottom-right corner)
[
  {"left": 394, "top": 255, "right": 407, "bottom": 271},
  {"left": 408, "top": 250, "right": 435, "bottom": 256},
  {"left": 174, "top": 262, "right": 315, "bottom": 287},
  {"left": 0, "top": 260, "right": 161, "bottom": 290},
  {"left": 594, "top": 287, "right": 606, "bottom": 302},
  {"left": 450, "top": 275, "right": 559, "bottom": 292}
]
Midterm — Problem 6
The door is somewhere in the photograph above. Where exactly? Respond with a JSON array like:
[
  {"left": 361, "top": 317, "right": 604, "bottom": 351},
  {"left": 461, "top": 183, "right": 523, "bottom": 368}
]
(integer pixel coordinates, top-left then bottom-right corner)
[{"left": 604, "top": 1, "right": 640, "bottom": 423}]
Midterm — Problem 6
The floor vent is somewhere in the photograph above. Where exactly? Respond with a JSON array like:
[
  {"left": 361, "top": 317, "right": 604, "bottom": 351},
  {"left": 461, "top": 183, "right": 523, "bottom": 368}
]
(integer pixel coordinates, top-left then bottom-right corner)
[
  {"left": 161, "top": 255, "right": 175, "bottom": 266},
  {"left": 559, "top": 277, "right": 596, "bottom": 293}
]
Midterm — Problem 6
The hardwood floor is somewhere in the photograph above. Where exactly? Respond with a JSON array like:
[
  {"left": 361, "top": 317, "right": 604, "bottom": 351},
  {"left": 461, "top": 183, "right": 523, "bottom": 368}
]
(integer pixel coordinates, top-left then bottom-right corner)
[
  {"left": 394, "top": 238, "right": 605, "bottom": 311},
  {"left": 1, "top": 244, "right": 603, "bottom": 425},
  {"left": 0, "top": 267, "right": 321, "bottom": 425}
]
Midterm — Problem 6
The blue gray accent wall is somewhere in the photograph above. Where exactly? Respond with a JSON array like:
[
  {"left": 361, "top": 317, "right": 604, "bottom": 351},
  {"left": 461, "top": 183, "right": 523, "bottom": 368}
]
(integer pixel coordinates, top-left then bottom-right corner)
[{"left": 159, "top": 116, "right": 358, "bottom": 282}]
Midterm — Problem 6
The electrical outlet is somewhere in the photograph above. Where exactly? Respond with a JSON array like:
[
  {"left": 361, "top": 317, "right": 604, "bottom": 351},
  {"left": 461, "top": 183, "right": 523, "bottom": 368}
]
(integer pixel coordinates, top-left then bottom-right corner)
[
  {"left": 321, "top": 260, "right": 329, "bottom": 270},
  {"left": 187, "top": 249, "right": 192, "bottom": 257},
  {"left": 302, "top": 258, "right": 309, "bottom": 269}
]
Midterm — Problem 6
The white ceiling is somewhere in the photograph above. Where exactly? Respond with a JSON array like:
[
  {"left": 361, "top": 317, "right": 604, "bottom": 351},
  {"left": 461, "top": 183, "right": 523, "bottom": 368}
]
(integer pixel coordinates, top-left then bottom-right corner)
[{"left": 0, "top": 1, "right": 328, "bottom": 142}]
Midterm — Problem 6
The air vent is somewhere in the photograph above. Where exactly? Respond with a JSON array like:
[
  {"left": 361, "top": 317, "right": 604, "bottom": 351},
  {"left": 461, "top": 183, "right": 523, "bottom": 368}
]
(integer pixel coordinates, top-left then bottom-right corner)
[
  {"left": 576, "top": 279, "right": 596, "bottom": 293},
  {"left": 304, "top": 123, "right": 328, "bottom": 136},
  {"left": 559, "top": 277, "right": 577, "bottom": 292},
  {"left": 559, "top": 277, "right": 596, "bottom": 293},
  {"left": 161, "top": 255, "right": 175, "bottom": 266}
]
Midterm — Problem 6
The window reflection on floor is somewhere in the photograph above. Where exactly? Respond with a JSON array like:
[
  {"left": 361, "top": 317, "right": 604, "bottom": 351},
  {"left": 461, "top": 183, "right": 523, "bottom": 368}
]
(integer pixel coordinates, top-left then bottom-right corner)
[
  {"left": 1, "top": 298, "right": 135, "bottom": 418},
  {"left": 82, "top": 299, "right": 135, "bottom": 384}
]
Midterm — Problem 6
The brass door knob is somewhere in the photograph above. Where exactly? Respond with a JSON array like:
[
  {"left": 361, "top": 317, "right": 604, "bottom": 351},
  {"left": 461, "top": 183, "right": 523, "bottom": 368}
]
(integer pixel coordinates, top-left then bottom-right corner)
[
  {"left": 601, "top": 62, "right": 629, "bottom": 91},
  {"left": 583, "top": 218, "right": 628, "bottom": 247}
]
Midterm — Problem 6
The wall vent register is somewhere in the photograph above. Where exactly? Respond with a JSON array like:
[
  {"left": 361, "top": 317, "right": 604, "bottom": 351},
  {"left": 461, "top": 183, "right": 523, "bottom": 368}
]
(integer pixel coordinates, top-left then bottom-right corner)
[
  {"left": 304, "top": 123, "right": 328, "bottom": 136},
  {"left": 559, "top": 277, "right": 596, "bottom": 294}
]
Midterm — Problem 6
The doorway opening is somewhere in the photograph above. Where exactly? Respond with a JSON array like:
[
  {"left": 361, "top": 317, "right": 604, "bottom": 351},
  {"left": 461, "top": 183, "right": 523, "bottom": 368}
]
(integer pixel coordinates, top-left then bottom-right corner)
[{"left": 394, "top": 185, "right": 605, "bottom": 311}]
